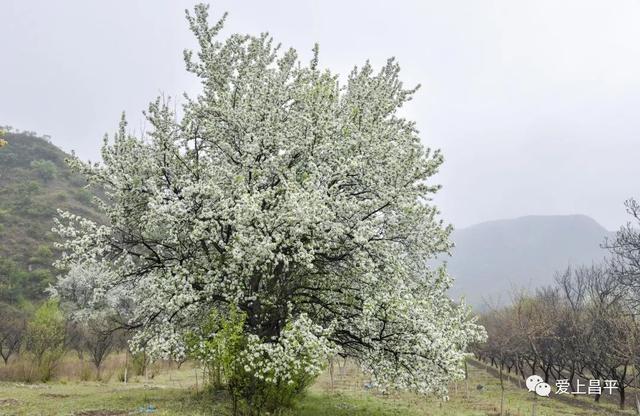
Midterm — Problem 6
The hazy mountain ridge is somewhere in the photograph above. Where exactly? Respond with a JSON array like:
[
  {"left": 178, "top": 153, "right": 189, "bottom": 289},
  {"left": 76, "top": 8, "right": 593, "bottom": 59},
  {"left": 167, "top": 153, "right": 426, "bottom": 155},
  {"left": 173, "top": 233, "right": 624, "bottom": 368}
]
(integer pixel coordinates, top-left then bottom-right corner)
[{"left": 446, "top": 214, "right": 614, "bottom": 307}]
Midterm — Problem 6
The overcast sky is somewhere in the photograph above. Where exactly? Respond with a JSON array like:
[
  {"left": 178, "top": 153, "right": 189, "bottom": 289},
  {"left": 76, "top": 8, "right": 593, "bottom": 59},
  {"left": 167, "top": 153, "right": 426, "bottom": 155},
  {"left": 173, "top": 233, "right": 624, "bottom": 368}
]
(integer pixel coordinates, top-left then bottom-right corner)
[{"left": 2, "top": 0, "right": 639, "bottom": 230}]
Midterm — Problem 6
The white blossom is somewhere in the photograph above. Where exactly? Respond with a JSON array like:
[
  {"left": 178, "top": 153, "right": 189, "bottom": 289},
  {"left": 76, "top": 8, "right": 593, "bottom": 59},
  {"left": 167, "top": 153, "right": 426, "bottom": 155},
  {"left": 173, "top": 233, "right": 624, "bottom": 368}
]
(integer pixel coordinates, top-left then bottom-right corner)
[{"left": 54, "top": 4, "right": 485, "bottom": 394}]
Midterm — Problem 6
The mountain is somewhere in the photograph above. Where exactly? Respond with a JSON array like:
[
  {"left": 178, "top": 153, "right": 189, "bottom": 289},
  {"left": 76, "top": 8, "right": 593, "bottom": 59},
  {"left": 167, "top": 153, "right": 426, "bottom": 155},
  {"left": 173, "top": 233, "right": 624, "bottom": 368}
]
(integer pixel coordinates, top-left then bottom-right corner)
[
  {"left": 445, "top": 215, "right": 614, "bottom": 308},
  {"left": 0, "top": 129, "right": 100, "bottom": 303}
]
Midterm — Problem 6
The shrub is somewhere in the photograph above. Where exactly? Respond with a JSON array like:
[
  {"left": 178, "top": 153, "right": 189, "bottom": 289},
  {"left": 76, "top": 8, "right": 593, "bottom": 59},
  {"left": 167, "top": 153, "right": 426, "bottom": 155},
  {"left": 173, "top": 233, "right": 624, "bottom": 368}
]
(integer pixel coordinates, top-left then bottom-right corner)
[
  {"left": 186, "top": 309, "right": 246, "bottom": 392},
  {"left": 28, "top": 245, "right": 53, "bottom": 266},
  {"left": 79, "top": 361, "right": 94, "bottom": 381},
  {"left": 74, "top": 188, "right": 93, "bottom": 205},
  {"left": 24, "top": 300, "right": 66, "bottom": 381},
  {"left": 132, "top": 351, "right": 151, "bottom": 377},
  {"left": 187, "top": 310, "right": 333, "bottom": 415},
  {"left": 30, "top": 159, "right": 57, "bottom": 182}
]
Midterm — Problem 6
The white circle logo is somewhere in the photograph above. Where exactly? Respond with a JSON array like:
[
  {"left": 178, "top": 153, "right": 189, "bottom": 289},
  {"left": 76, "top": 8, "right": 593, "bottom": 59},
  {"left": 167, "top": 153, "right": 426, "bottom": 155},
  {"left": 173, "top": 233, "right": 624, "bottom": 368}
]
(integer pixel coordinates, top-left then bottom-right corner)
[
  {"left": 535, "top": 382, "right": 552, "bottom": 397},
  {"left": 525, "top": 375, "right": 551, "bottom": 397},
  {"left": 525, "top": 375, "right": 544, "bottom": 393}
]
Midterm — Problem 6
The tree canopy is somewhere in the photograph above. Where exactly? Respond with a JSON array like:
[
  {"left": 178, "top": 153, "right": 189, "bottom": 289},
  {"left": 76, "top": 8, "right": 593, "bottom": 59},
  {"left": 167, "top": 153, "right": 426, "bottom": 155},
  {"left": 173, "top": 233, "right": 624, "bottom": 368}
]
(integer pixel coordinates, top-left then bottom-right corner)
[{"left": 55, "top": 4, "right": 484, "bottom": 395}]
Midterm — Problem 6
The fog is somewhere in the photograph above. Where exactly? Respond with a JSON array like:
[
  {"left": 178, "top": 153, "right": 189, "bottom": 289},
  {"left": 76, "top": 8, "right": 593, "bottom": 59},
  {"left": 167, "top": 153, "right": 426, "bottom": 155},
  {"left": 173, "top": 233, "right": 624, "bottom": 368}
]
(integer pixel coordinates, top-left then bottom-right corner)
[{"left": 2, "top": 0, "right": 639, "bottom": 230}]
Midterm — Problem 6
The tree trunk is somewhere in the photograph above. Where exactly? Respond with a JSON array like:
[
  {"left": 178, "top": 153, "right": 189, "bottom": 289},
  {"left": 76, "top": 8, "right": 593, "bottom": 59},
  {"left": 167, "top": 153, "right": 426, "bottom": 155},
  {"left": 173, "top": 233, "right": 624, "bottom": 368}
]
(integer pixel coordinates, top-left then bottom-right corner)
[
  {"left": 569, "top": 369, "right": 575, "bottom": 392},
  {"left": 124, "top": 351, "right": 128, "bottom": 384},
  {"left": 232, "top": 396, "right": 238, "bottom": 416},
  {"left": 329, "top": 358, "right": 335, "bottom": 393},
  {"left": 499, "top": 364, "right": 505, "bottom": 416},
  {"left": 464, "top": 359, "right": 469, "bottom": 399}
]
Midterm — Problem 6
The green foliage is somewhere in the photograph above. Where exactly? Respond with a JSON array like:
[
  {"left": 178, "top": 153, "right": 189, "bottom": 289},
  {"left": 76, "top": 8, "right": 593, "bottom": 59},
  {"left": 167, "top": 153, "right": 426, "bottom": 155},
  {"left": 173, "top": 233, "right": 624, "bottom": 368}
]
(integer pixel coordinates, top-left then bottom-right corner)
[
  {"left": 28, "top": 268, "right": 54, "bottom": 292},
  {"left": 29, "top": 244, "right": 54, "bottom": 266},
  {"left": 79, "top": 361, "right": 95, "bottom": 381},
  {"left": 74, "top": 188, "right": 93, "bottom": 205},
  {"left": 186, "top": 310, "right": 318, "bottom": 415},
  {"left": 131, "top": 351, "right": 151, "bottom": 376},
  {"left": 25, "top": 300, "right": 66, "bottom": 381},
  {"left": 30, "top": 159, "right": 58, "bottom": 182},
  {"left": 11, "top": 180, "right": 41, "bottom": 208},
  {"left": 0, "top": 258, "right": 29, "bottom": 303},
  {"left": 186, "top": 309, "right": 246, "bottom": 391},
  {"left": 242, "top": 364, "right": 316, "bottom": 415},
  {"left": 0, "top": 258, "right": 55, "bottom": 304}
]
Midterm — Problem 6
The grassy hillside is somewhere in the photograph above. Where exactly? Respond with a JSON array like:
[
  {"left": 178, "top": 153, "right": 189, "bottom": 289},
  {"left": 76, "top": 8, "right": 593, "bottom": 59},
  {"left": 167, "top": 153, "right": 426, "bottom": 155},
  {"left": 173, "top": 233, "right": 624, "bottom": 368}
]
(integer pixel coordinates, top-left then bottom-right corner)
[{"left": 0, "top": 129, "right": 100, "bottom": 303}]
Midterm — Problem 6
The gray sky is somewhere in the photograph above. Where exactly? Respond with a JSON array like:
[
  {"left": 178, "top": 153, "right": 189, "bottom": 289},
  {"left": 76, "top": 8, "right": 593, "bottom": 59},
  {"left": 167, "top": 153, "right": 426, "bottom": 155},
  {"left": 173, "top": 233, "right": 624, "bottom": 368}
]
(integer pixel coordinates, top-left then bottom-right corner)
[{"left": 2, "top": 0, "right": 639, "bottom": 230}]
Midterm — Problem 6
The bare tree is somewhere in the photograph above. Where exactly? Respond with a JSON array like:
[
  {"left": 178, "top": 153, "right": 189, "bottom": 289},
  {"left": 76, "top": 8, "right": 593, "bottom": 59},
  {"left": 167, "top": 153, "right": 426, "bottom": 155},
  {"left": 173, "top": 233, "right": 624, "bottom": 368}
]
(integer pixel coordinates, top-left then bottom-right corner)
[
  {"left": 0, "top": 304, "right": 25, "bottom": 365},
  {"left": 607, "top": 198, "right": 640, "bottom": 307},
  {"left": 556, "top": 267, "right": 589, "bottom": 391},
  {"left": 551, "top": 265, "right": 636, "bottom": 409},
  {"left": 478, "top": 262, "right": 639, "bottom": 410},
  {"left": 81, "top": 319, "right": 117, "bottom": 380},
  {"left": 478, "top": 306, "right": 521, "bottom": 416}
]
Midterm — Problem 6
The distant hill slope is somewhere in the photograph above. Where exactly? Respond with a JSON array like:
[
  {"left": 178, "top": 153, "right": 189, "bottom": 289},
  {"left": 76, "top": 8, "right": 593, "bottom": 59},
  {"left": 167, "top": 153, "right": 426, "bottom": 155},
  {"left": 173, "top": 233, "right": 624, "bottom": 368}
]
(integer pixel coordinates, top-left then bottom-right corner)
[
  {"left": 445, "top": 215, "right": 614, "bottom": 308},
  {"left": 0, "top": 130, "right": 100, "bottom": 303}
]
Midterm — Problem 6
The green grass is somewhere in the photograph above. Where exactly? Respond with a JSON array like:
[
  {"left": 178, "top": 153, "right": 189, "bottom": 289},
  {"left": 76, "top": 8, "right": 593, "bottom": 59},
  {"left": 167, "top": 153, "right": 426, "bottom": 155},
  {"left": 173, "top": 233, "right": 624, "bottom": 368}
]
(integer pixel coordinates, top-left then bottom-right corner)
[{"left": 0, "top": 359, "right": 635, "bottom": 416}]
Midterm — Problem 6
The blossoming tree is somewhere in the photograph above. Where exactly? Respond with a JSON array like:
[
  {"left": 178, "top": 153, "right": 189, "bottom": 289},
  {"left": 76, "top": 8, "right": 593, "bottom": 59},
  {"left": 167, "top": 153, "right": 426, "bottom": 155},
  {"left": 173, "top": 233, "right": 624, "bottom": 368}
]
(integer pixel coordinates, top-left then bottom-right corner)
[{"left": 54, "top": 3, "right": 484, "bottom": 399}]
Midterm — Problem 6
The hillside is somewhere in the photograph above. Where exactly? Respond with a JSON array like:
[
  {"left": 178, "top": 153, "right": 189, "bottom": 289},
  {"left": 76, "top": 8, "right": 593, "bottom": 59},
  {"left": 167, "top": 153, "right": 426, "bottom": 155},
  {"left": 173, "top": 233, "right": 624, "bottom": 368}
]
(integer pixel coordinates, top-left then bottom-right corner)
[
  {"left": 446, "top": 214, "right": 614, "bottom": 307},
  {"left": 0, "top": 129, "right": 100, "bottom": 303}
]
